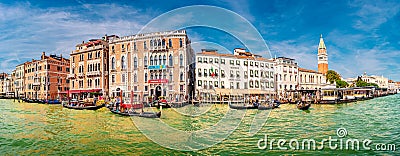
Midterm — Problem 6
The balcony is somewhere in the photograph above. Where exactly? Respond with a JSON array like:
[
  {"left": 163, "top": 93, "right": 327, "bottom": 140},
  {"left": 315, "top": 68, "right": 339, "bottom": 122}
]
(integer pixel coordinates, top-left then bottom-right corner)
[
  {"left": 67, "top": 74, "right": 76, "bottom": 79},
  {"left": 32, "top": 82, "right": 40, "bottom": 86},
  {"left": 78, "top": 73, "right": 85, "bottom": 78},
  {"left": 87, "top": 71, "right": 101, "bottom": 77},
  {"left": 150, "top": 46, "right": 168, "bottom": 52}
]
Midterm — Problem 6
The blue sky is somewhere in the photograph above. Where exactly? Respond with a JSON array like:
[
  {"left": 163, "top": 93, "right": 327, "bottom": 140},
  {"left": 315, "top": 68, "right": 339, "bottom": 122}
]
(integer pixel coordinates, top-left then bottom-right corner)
[{"left": 0, "top": 0, "right": 399, "bottom": 80}]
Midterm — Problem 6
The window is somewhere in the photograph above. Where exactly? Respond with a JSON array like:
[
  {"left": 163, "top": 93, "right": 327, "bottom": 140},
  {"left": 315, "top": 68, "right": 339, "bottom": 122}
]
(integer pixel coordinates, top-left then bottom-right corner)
[
  {"left": 111, "top": 57, "right": 115, "bottom": 70},
  {"left": 236, "top": 60, "right": 240, "bottom": 65},
  {"left": 221, "top": 70, "right": 225, "bottom": 77},
  {"left": 169, "top": 39, "right": 172, "bottom": 48},
  {"left": 198, "top": 57, "right": 202, "bottom": 63},
  {"left": 179, "top": 38, "right": 183, "bottom": 47},
  {"left": 244, "top": 82, "right": 248, "bottom": 89},
  {"left": 162, "top": 39, "right": 165, "bottom": 47},
  {"left": 163, "top": 55, "right": 166, "bottom": 65},
  {"left": 215, "top": 69, "right": 219, "bottom": 76},
  {"left": 159, "top": 55, "right": 162, "bottom": 65},
  {"left": 250, "top": 61, "right": 254, "bottom": 66},
  {"left": 261, "top": 63, "right": 264, "bottom": 67},
  {"left": 221, "top": 59, "right": 225, "bottom": 64},
  {"left": 244, "top": 71, "right": 248, "bottom": 78},
  {"left": 230, "top": 70, "right": 234, "bottom": 78},
  {"left": 179, "top": 54, "right": 183, "bottom": 66},
  {"left": 204, "top": 58, "right": 208, "bottom": 63},
  {"left": 237, "top": 82, "right": 240, "bottom": 89},
  {"left": 244, "top": 61, "right": 248, "bottom": 66},
  {"left": 122, "top": 74, "right": 125, "bottom": 83},
  {"left": 169, "top": 72, "right": 173, "bottom": 82},
  {"left": 236, "top": 71, "right": 240, "bottom": 78},
  {"left": 230, "top": 82, "right": 234, "bottom": 89},
  {"left": 255, "top": 81, "right": 259, "bottom": 88},
  {"left": 145, "top": 73, "right": 148, "bottom": 82},
  {"left": 169, "top": 54, "right": 173, "bottom": 66},
  {"left": 198, "top": 69, "right": 202, "bottom": 77},
  {"left": 134, "top": 57, "right": 138, "bottom": 69},
  {"left": 121, "top": 56, "right": 126, "bottom": 69},
  {"left": 144, "top": 41, "right": 147, "bottom": 49},
  {"left": 221, "top": 81, "right": 225, "bottom": 88},
  {"left": 121, "top": 44, "right": 125, "bottom": 52},
  {"left": 112, "top": 75, "right": 115, "bottom": 83},
  {"left": 250, "top": 80, "right": 254, "bottom": 88},
  {"left": 204, "top": 69, "right": 208, "bottom": 77},
  {"left": 250, "top": 70, "right": 254, "bottom": 77},
  {"left": 209, "top": 58, "right": 213, "bottom": 63},
  {"left": 134, "top": 74, "right": 137, "bottom": 83},
  {"left": 150, "top": 40, "right": 153, "bottom": 47},
  {"left": 144, "top": 56, "right": 148, "bottom": 67},
  {"left": 255, "top": 62, "right": 259, "bottom": 67},
  {"left": 198, "top": 80, "right": 202, "bottom": 86},
  {"left": 214, "top": 81, "right": 219, "bottom": 88},
  {"left": 180, "top": 72, "right": 184, "bottom": 81},
  {"left": 215, "top": 58, "right": 219, "bottom": 63},
  {"left": 255, "top": 70, "right": 259, "bottom": 77},
  {"left": 155, "top": 56, "right": 158, "bottom": 65},
  {"left": 134, "top": 42, "right": 137, "bottom": 50},
  {"left": 230, "top": 60, "right": 234, "bottom": 65},
  {"left": 150, "top": 56, "right": 153, "bottom": 65}
]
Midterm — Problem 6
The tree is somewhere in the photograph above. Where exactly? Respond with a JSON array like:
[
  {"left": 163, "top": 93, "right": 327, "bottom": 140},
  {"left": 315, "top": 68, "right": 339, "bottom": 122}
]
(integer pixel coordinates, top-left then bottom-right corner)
[
  {"left": 336, "top": 80, "right": 348, "bottom": 88},
  {"left": 326, "top": 70, "right": 341, "bottom": 84}
]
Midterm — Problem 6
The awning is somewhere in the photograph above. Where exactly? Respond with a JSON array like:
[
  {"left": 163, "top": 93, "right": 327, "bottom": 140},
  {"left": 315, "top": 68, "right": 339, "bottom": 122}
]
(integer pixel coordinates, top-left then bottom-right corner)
[{"left": 69, "top": 89, "right": 102, "bottom": 94}]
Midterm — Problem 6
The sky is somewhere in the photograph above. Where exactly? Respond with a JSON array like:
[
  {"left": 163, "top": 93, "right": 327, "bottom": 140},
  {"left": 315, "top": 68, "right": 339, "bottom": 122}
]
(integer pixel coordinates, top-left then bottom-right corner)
[{"left": 0, "top": 0, "right": 399, "bottom": 80}]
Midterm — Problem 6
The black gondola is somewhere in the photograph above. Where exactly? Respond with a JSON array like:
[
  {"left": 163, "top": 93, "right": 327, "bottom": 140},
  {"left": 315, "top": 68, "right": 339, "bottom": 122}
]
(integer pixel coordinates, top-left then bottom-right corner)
[
  {"left": 297, "top": 101, "right": 311, "bottom": 110},
  {"left": 110, "top": 109, "right": 161, "bottom": 118},
  {"left": 229, "top": 103, "right": 258, "bottom": 110},
  {"left": 258, "top": 105, "right": 274, "bottom": 110},
  {"left": 63, "top": 104, "right": 105, "bottom": 110}
]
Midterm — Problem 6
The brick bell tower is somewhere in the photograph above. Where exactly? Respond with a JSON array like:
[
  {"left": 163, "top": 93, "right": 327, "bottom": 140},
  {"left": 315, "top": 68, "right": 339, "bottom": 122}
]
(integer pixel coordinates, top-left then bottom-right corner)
[{"left": 318, "top": 34, "right": 328, "bottom": 74}]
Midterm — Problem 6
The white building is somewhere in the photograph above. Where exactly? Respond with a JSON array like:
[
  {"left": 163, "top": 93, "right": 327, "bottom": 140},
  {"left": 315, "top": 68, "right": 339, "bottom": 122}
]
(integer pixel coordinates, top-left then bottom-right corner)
[
  {"left": 15, "top": 63, "right": 25, "bottom": 97},
  {"left": 272, "top": 57, "right": 299, "bottom": 99},
  {"left": 360, "top": 72, "right": 388, "bottom": 89},
  {"left": 195, "top": 48, "right": 275, "bottom": 101},
  {"left": 298, "top": 68, "right": 327, "bottom": 90}
]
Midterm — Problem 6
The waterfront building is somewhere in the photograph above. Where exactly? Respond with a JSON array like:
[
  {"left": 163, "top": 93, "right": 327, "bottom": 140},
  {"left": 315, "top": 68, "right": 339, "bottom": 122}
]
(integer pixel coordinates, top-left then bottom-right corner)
[
  {"left": 318, "top": 34, "right": 328, "bottom": 75},
  {"left": 298, "top": 68, "right": 326, "bottom": 90},
  {"left": 195, "top": 48, "right": 275, "bottom": 101},
  {"left": 15, "top": 64, "right": 25, "bottom": 98},
  {"left": 24, "top": 52, "right": 70, "bottom": 99},
  {"left": 108, "top": 30, "right": 195, "bottom": 102},
  {"left": 272, "top": 57, "right": 298, "bottom": 99},
  {"left": 388, "top": 80, "right": 396, "bottom": 93},
  {"left": 0, "top": 73, "right": 7, "bottom": 97},
  {"left": 360, "top": 72, "right": 388, "bottom": 89},
  {"left": 68, "top": 35, "right": 112, "bottom": 99},
  {"left": 6, "top": 70, "right": 15, "bottom": 97}
]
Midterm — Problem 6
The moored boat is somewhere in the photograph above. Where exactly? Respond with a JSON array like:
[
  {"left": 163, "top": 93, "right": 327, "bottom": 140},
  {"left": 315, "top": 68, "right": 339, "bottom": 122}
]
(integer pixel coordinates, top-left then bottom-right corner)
[
  {"left": 297, "top": 101, "right": 311, "bottom": 110},
  {"left": 63, "top": 104, "right": 105, "bottom": 110},
  {"left": 110, "top": 109, "right": 161, "bottom": 118},
  {"left": 229, "top": 103, "right": 258, "bottom": 110}
]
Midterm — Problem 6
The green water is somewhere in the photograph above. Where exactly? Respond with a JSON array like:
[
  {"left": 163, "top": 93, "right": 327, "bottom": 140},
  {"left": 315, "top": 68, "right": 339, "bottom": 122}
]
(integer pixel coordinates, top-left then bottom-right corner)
[{"left": 0, "top": 95, "right": 399, "bottom": 155}]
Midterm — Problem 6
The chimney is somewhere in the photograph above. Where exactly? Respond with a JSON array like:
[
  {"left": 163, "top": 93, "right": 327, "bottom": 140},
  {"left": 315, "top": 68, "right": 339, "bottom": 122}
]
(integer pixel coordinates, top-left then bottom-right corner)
[
  {"left": 42, "top": 52, "right": 45, "bottom": 60},
  {"left": 82, "top": 41, "right": 85, "bottom": 44}
]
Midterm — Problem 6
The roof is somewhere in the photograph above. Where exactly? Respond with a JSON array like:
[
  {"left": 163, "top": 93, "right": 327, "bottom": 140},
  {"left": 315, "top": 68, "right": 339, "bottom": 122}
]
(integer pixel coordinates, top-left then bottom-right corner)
[
  {"left": 298, "top": 67, "right": 322, "bottom": 74},
  {"left": 318, "top": 34, "right": 326, "bottom": 49}
]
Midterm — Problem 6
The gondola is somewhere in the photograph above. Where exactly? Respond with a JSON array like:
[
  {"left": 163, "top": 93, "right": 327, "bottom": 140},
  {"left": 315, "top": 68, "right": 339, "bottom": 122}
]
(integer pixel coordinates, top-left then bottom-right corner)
[
  {"left": 229, "top": 103, "right": 259, "bottom": 110},
  {"left": 63, "top": 104, "right": 105, "bottom": 110},
  {"left": 110, "top": 109, "right": 161, "bottom": 118},
  {"left": 46, "top": 99, "right": 61, "bottom": 104},
  {"left": 273, "top": 100, "right": 281, "bottom": 108},
  {"left": 296, "top": 101, "right": 311, "bottom": 110},
  {"left": 258, "top": 105, "right": 274, "bottom": 110}
]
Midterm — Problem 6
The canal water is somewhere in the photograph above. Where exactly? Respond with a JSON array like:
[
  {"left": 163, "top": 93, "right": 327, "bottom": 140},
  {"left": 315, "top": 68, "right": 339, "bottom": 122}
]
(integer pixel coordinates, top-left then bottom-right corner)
[{"left": 0, "top": 95, "right": 398, "bottom": 155}]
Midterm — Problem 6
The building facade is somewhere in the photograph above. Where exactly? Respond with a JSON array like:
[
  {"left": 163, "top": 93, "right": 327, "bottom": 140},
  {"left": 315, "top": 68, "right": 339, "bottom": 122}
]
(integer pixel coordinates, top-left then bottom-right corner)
[
  {"left": 273, "top": 57, "right": 299, "bottom": 99},
  {"left": 298, "top": 68, "right": 326, "bottom": 89},
  {"left": 0, "top": 73, "right": 7, "bottom": 97},
  {"left": 195, "top": 48, "right": 275, "bottom": 101},
  {"left": 360, "top": 73, "right": 388, "bottom": 89},
  {"left": 318, "top": 34, "right": 328, "bottom": 75},
  {"left": 68, "top": 36, "right": 111, "bottom": 98},
  {"left": 15, "top": 63, "right": 25, "bottom": 97},
  {"left": 108, "top": 30, "right": 195, "bottom": 102},
  {"left": 24, "top": 52, "right": 70, "bottom": 99}
]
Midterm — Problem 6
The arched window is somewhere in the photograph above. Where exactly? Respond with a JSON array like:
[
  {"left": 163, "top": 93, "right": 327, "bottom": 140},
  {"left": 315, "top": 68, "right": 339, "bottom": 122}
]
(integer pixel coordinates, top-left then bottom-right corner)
[
  {"left": 144, "top": 41, "right": 147, "bottom": 49},
  {"left": 169, "top": 54, "right": 173, "bottom": 66},
  {"left": 159, "top": 55, "right": 162, "bottom": 65},
  {"left": 162, "top": 39, "right": 165, "bottom": 47},
  {"left": 163, "top": 55, "right": 166, "bottom": 65},
  {"left": 111, "top": 57, "right": 115, "bottom": 70},
  {"left": 180, "top": 72, "right": 183, "bottom": 81},
  {"left": 97, "top": 63, "right": 100, "bottom": 71},
  {"left": 179, "top": 38, "right": 183, "bottom": 47},
  {"left": 169, "top": 39, "right": 172, "bottom": 48},
  {"left": 144, "top": 56, "right": 148, "bottom": 67},
  {"left": 154, "top": 55, "right": 158, "bottom": 65},
  {"left": 158, "top": 39, "right": 161, "bottom": 46},
  {"left": 150, "top": 56, "right": 153, "bottom": 65},
  {"left": 134, "top": 74, "right": 137, "bottom": 82},
  {"left": 145, "top": 73, "right": 148, "bottom": 82},
  {"left": 134, "top": 57, "right": 138, "bottom": 69},
  {"left": 122, "top": 74, "right": 125, "bottom": 83},
  {"left": 150, "top": 40, "right": 153, "bottom": 47},
  {"left": 169, "top": 72, "right": 173, "bottom": 82},
  {"left": 121, "top": 56, "right": 126, "bottom": 69},
  {"left": 179, "top": 54, "right": 183, "bottom": 66}
]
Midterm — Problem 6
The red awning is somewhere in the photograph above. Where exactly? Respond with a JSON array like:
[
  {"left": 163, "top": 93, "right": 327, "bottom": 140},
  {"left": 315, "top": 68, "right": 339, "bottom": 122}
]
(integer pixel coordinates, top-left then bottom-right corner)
[{"left": 68, "top": 89, "right": 102, "bottom": 94}]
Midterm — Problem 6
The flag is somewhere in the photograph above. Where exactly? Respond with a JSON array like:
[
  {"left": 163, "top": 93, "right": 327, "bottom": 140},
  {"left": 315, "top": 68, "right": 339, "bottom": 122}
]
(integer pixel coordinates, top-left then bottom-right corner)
[{"left": 211, "top": 66, "right": 215, "bottom": 77}]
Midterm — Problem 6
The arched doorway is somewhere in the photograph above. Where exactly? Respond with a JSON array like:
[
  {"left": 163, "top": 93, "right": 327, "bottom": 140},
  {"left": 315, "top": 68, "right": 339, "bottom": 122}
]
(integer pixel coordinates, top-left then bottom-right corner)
[{"left": 155, "top": 86, "right": 162, "bottom": 100}]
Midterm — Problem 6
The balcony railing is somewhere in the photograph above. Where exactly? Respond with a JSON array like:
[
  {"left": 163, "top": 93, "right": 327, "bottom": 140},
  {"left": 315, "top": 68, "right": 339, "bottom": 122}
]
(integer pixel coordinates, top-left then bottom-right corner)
[
  {"left": 78, "top": 73, "right": 85, "bottom": 78},
  {"left": 87, "top": 71, "right": 101, "bottom": 77},
  {"left": 67, "top": 74, "right": 75, "bottom": 79},
  {"left": 32, "top": 82, "right": 40, "bottom": 86}
]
